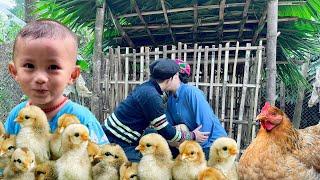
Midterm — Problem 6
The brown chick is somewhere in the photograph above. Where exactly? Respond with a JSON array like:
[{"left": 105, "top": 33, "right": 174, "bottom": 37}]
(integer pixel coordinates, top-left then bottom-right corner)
[
  {"left": 238, "top": 102, "right": 320, "bottom": 180},
  {"left": 120, "top": 161, "right": 138, "bottom": 180},
  {"left": 198, "top": 167, "right": 227, "bottom": 180},
  {"left": 34, "top": 161, "right": 58, "bottom": 180},
  {"left": 3, "top": 147, "right": 36, "bottom": 180},
  {"left": 136, "top": 133, "right": 173, "bottom": 180},
  {"left": 172, "top": 140, "right": 207, "bottom": 180},
  {"left": 56, "top": 123, "right": 91, "bottom": 180},
  {"left": 49, "top": 114, "right": 80, "bottom": 160},
  {"left": 92, "top": 143, "right": 128, "bottom": 180},
  {"left": 208, "top": 137, "right": 238, "bottom": 180},
  {"left": 15, "top": 105, "right": 50, "bottom": 163},
  {"left": 0, "top": 134, "right": 16, "bottom": 168}
]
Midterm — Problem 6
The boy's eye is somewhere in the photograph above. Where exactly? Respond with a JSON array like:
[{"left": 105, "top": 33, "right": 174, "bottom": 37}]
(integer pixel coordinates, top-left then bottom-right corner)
[
  {"left": 48, "top": 65, "right": 60, "bottom": 70},
  {"left": 23, "top": 63, "right": 34, "bottom": 69}
]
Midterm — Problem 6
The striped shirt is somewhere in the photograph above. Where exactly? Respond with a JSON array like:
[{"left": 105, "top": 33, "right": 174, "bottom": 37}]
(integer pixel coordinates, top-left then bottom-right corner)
[{"left": 104, "top": 79, "right": 184, "bottom": 144}]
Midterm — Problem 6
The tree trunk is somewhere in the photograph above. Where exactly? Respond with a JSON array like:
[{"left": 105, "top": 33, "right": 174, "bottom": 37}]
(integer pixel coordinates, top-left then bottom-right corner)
[
  {"left": 25, "top": 0, "right": 37, "bottom": 22},
  {"left": 266, "top": 0, "right": 278, "bottom": 105},
  {"left": 293, "top": 60, "right": 309, "bottom": 129},
  {"left": 91, "top": 0, "right": 105, "bottom": 121}
]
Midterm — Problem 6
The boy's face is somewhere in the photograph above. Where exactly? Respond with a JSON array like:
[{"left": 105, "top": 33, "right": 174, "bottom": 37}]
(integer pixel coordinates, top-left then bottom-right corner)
[{"left": 9, "top": 37, "right": 79, "bottom": 107}]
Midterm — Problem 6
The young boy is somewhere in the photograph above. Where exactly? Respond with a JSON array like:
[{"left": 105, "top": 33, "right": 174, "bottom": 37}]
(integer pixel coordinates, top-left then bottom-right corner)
[{"left": 5, "top": 19, "right": 109, "bottom": 145}]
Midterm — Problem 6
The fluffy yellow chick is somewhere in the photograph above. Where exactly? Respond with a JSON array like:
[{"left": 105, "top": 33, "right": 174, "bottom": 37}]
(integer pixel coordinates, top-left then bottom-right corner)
[
  {"left": 56, "top": 124, "right": 91, "bottom": 180},
  {"left": 120, "top": 161, "right": 138, "bottom": 180},
  {"left": 208, "top": 137, "right": 239, "bottom": 180},
  {"left": 50, "top": 114, "right": 80, "bottom": 160},
  {"left": 3, "top": 147, "right": 36, "bottom": 180},
  {"left": 0, "top": 134, "right": 16, "bottom": 168},
  {"left": 136, "top": 133, "right": 173, "bottom": 180},
  {"left": 172, "top": 140, "right": 207, "bottom": 180},
  {"left": 198, "top": 167, "right": 227, "bottom": 180},
  {"left": 0, "top": 121, "right": 6, "bottom": 140},
  {"left": 92, "top": 143, "right": 128, "bottom": 180},
  {"left": 34, "top": 161, "right": 58, "bottom": 180},
  {"left": 15, "top": 105, "right": 50, "bottom": 163}
]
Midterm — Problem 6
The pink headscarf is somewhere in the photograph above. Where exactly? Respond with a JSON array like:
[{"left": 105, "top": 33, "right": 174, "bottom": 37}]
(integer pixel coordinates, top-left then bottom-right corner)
[{"left": 175, "top": 59, "right": 191, "bottom": 77}]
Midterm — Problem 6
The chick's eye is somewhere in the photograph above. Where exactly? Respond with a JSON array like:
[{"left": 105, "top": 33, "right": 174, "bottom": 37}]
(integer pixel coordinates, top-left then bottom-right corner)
[
  {"left": 190, "top": 151, "right": 195, "bottom": 155},
  {"left": 74, "top": 133, "right": 79, "bottom": 137},
  {"left": 8, "top": 146, "right": 15, "bottom": 150},
  {"left": 17, "top": 159, "right": 21, "bottom": 163},
  {"left": 48, "top": 65, "right": 60, "bottom": 70},
  {"left": 25, "top": 115, "right": 30, "bottom": 119},
  {"left": 222, "top": 146, "right": 228, "bottom": 151},
  {"left": 105, "top": 152, "right": 112, "bottom": 156},
  {"left": 23, "top": 63, "right": 34, "bottom": 69},
  {"left": 146, "top": 143, "right": 152, "bottom": 147},
  {"left": 130, "top": 174, "right": 137, "bottom": 178},
  {"left": 114, "top": 155, "right": 119, "bottom": 159}
]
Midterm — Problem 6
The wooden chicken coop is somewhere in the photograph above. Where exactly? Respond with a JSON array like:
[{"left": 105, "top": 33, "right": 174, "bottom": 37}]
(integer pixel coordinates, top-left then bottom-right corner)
[{"left": 87, "top": 0, "right": 308, "bottom": 151}]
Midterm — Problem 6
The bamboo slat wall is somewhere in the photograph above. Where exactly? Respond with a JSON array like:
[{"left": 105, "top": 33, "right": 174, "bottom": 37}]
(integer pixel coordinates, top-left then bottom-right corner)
[{"left": 100, "top": 41, "right": 264, "bottom": 151}]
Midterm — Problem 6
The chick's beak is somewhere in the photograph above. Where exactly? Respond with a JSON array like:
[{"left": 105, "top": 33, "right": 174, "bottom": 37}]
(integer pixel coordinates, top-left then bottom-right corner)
[
  {"left": 58, "top": 127, "right": 65, "bottom": 134},
  {"left": 135, "top": 145, "right": 141, "bottom": 151},
  {"left": 229, "top": 148, "right": 238, "bottom": 155},
  {"left": 81, "top": 133, "right": 89, "bottom": 141},
  {"left": 15, "top": 116, "right": 23, "bottom": 123},
  {"left": 181, "top": 154, "right": 187, "bottom": 160}
]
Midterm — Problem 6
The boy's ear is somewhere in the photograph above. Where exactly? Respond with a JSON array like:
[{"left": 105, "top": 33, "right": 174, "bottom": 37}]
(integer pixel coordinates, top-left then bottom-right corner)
[
  {"left": 69, "top": 66, "right": 80, "bottom": 85},
  {"left": 8, "top": 62, "right": 18, "bottom": 80}
]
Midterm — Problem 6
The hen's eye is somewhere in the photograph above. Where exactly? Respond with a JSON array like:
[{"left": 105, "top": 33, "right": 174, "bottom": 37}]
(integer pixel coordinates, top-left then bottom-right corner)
[
  {"left": 8, "top": 146, "right": 15, "bottom": 150},
  {"left": 25, "top": 115, "right": 30, "bottom": 119},
  {"left": 48, "top": 65, "right": 60, "bottom": 70},
  {"left": 105, "top": 152, "right": 112, "bottom": 156},
  {"left": 146, "top": 143, "right": 152, "bottom": 147},
  {"left": 222, "top": 146, "right": 228, "bottom": 151},
  {"left": 74, "top": 133, "right": 79, "bottom": 137}
]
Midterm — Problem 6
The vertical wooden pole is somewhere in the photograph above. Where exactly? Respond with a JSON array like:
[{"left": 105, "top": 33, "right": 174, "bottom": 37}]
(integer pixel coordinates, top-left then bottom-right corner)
[
  {"left": 209, "top": 45, "right": 216, "bottom": 106},
  {"left": 140, "top": 47, "right": 145, "bottom": 82},
  {"left": 196, "top": 46, "right": 202, "bottom": 88},
  {"left": 221, "top": 42, "right": 230, "bottom": 128},
  {"left": 125, "top": 47, "right": 129, "bottom": 97}
]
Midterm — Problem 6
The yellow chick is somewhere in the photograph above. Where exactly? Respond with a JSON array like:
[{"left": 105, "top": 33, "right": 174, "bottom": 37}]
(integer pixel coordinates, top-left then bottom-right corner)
[
  {"left": 0, "top": 134, "right": 16, "bottom": 168},
  {"left": 172, "top": 140, "right": 207, "bottom": 180},
  {"left": 135, "top": 133, "right": 173, "bottom": 180},
  {"left": 0, "top": 121, "right": 6, "bottom": 140},
  {"left": 198, "top": 167, "right": 227, "bottom": 180},
  {"left": 92, "top": 143, "right": 128, "bottom": 180},
  {"left": 3, "top": 147, "right": 36, "bottom": 180},
  {"left": 56, "top": 123, "right": 91, "bottom": 180},
  {"left": 87, "top": 140, "right": 101, "bottom": 165},
  {"left": 120, "top": 161, "right": 138, "bottom": 180},
  {"left": 34, "top": 161, "right": 58, "bottom": 180},
  {"left": 49, "top": 114, "right": 80, "bottom": 160},
  {"left": 15, "top": 105, "right": 50, "bottom": 163},
  {"left": 208, "top": 137, "right": 239, "bottom": 180}
]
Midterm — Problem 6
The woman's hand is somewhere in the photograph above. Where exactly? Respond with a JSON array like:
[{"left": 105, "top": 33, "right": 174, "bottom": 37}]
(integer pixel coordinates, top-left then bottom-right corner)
[{"left": 192, "top": 125, "right": 210, "bottom": 143}]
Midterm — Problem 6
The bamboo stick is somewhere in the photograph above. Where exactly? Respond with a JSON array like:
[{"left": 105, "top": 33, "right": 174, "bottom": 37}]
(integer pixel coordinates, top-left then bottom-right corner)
[
  {"left": 171, "top": 45, "right": 176, "bottom": 60},
  {"left": 236, "top": 43, "right": 251, "bottom": 153},
  {"left": 229, "top": 41, "right": 239, "bottom": 137},
  {"left": 125, "top": 47, "right": 129, "bottom": 97},
  {"left": 146, "top": 47, "right": 150, "bottom": 78},
  {"left": 115, "top": 47, "right": 120, "bottom": 107},
  {"left": 251, "top": 40, "right": 263, "bottom": 139},
  {"left": 133, "top": 49, "right": 137, "bottom": 81},
  {"left": 203, "top": 46, "right": 209, "bottom": 97},
  {"left": 209, "top": 45, "right": 216, "bottom": 106},
  {"left": 184, "top": 44, "right": 188, "bottom": 62},
  {"left": 221, "top": 42, "right": 230, "bottom": 128},
  {"left": 178, "top": 42, "right": 182, "bottom": 59},
  {"left": 155, "top": 47, "right": 160, "bottom": 60},
  {"left": 163, "top": 45, "right": 167, "bottom": 58},
  {"left": 195, "top": 46, "right": 202, "bottom": 88},
  {"left": 215, "top": 44, "right": 222, "bottom": 118},
  {"left": 192, "top": 43, "right": 198, "bottom": 81},
  {"left": 140, "top": 47, "right": 145, "bottom": 82}
]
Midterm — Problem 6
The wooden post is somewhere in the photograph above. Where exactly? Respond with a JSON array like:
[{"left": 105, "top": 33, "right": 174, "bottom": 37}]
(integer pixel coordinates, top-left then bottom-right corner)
[
  {"left": 266, "top": 0, "right": 278, "bottom": 105},
  {"left": 171, "top": 45, "right": 176, "bottom": 60},
  {"left": 293, "top": 60, "right": 310, "bottom": 128},
  {"left": 221, "top": 42, "right": 230, "bottom": 128},
  {"left": 209, "top": 45, "right": 216, "bottom": 106},
  {"left": 195, "top": 46, "right": 202, "bottom": 88},
  {"left": 140, "top": 47, "right": 145, "bottom": 82},
  {"left": 125, "top": 47, "right": 129, "bottom": 97},
  {"left": 91, "top": 0, "right": 105, "bottom": 120}
]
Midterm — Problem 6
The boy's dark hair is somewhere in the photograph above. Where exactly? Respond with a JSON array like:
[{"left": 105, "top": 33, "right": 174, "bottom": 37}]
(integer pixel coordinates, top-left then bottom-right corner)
[
  {"left": 13, "top": 19, "right": 78, "bottom": 58},
  {"left": 179, "top": 72, "right": 189, "bottom": 84}
]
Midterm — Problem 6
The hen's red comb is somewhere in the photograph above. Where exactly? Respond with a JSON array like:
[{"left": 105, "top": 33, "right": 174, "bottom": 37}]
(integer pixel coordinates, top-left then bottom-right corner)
[{"left": 261, "top": 102, "right": 271, "bottom": 113}]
